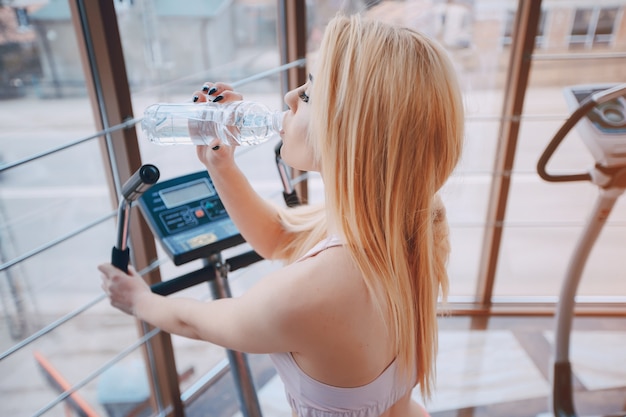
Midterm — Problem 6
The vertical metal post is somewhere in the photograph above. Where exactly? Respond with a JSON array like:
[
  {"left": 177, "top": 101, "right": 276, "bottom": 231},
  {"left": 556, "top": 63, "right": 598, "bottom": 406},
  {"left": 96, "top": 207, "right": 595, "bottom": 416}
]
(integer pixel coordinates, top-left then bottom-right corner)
[
  {"left": 476, "top": 0, "right": 542, "bottom": 306},
  {"left": 205, "top": 253, "right": 263, "bottom": 417},
  {"left": 552, "top": 184, "right": 625, "bottom": 417},
  {"left": 68, "top": 1, "right": 183, "bottom": 415}
]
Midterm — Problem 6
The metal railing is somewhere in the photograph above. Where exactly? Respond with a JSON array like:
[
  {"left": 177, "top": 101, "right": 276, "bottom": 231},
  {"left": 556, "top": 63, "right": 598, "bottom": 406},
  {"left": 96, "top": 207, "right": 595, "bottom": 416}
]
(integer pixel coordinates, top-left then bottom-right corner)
[{"left": 0, "top": 59, "right": 305, "bottom": 417}]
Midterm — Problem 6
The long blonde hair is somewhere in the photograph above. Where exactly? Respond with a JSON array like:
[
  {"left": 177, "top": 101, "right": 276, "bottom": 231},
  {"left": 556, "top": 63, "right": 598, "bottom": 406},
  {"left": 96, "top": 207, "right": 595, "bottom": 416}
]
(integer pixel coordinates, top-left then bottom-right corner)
[{"left": 277, "top": 14, "right": 463, "bottom": 400}]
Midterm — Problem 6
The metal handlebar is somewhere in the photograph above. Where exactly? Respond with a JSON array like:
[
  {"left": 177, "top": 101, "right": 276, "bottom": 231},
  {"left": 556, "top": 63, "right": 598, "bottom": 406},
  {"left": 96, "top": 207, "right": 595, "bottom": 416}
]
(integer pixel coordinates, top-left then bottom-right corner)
[
  {"left": 537, "top": 84, "right": 626, "bottom": 183},
  {"left": 112, "top": 164, "right": 160, "bottom": 273}
]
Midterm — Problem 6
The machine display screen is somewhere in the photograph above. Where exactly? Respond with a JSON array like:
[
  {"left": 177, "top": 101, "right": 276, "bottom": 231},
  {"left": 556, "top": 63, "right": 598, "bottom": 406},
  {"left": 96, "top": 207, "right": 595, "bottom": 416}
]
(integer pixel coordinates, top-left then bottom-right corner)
[
  {"left": 160, "top": 179, "right": 215, "bottom": 208},
  {"left": 139, "top": 170, "right": 245, "bottom": 265}
]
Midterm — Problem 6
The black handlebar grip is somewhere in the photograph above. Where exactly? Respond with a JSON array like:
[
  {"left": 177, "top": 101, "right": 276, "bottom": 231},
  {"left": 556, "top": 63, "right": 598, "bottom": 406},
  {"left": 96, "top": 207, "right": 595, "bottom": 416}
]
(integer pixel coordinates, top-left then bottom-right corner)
[
  {"left": 111, "top": 247, "right": 130, "bottom": 274},
  {"left": 283, "top": 190, "right": 300, "bottom": 207}
]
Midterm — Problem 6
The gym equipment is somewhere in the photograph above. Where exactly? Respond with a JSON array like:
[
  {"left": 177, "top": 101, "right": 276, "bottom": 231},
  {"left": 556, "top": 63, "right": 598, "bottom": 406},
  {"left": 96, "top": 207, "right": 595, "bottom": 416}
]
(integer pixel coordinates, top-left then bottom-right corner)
[
  {"left": 111, "top": 164, "right": 160, "bottom": 273},
  {"left": 112, "top": 143, "right": 301, "bottom": 417},
  {"left": 537, "top": 83, "right": 626, "bottom": 417},
  {"left": 119, "top": 167, "right": 263, "bottom": 417},
  {"left": 137, "top": 170, "right": 245, "bottom": 266}
]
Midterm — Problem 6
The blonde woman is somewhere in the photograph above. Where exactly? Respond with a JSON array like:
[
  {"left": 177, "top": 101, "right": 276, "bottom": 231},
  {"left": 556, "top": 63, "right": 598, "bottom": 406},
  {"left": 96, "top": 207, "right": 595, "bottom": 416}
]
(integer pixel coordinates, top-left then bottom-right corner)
[{"left": 100, "top": 14, "right": 463, "bottom": 417}]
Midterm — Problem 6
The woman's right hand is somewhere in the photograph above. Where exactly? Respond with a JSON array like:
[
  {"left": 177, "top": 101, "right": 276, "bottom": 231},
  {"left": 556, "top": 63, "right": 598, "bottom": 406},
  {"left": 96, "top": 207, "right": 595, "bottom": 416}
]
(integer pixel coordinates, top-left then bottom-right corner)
[
  {"left": 189, "top": 82, "right": 284, "bottom": 259},
  {"left": 99, "top": 263, "right": 151, "bottom": 316},
  {"left": 192, "top": 82, "right": 243, "bottom": 170}
]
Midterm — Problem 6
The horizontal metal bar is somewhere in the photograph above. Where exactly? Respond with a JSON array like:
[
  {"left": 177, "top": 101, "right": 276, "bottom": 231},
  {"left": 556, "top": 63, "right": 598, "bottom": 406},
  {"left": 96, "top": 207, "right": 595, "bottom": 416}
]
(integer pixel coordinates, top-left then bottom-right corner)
[
  {"left": 532, "top": 52, "right": 626, "bottom": 61},
  {"left": 32, "top": 326, "right": 161, "bottom": 417},
  {"left": 492, "top": 295, "right": 626, "bottom": 304},
  {"left": 136, "top": 56, "right": 306, "bottom": 96},
  {"left": 226, "top": 250, "right": 264, "bottom": 272},
  {"left": 465, "top": 113, "right": 568, "bottom": 122},
  {"left": 0, "top": 294, "right": 106, "bottom": 362},
  {"left": 0, "top": 117, "right": 140, "bottom": 174},
  {"left": 0, "top": 258, "right": 163, "bottom": 362},
  {"left": 231, "top": 58, "right": 306, "bottom": 89},
  {"left": 445, "top": 221, "right": 626, "bottom": 228},
  {"left": 447, "top": 295, "right": 626, "bottom": 305},
  {"left": 181, "top": 358, "right": 230, "bottom": 405},
  {"left": 137, "top": 257, "right": 168, "bottom": 276},
  {"left": 0, "top": 60, "right": 306, "bottom": 175},
  {"left": 151, "top": 264, "right": 214, "bottom": 295},
  {"left": 0, "top": 211, "right": 115, "bottom": 273}
]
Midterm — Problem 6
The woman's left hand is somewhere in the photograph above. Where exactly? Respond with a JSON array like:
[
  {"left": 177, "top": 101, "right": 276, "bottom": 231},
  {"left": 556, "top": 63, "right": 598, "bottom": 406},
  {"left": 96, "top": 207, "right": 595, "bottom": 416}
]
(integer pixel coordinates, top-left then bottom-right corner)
[{"left": 99, "top": 263, "right": 151, "bottom": 316}]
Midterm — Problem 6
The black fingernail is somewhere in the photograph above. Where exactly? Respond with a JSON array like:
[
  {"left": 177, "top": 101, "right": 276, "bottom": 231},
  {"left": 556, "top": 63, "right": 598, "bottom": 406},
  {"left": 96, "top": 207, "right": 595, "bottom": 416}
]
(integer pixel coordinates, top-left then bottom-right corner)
[
  {"left": 212, "top": 145, "right": 220, "bottom": 150},
  {"left": 208, "top": 87, "right": 218, "bottom": 95},
  {"left": 202, "top": 85, "right": 209, "bottom": 92},
  {"left": 193, "top": 95, "right": 199, "bottom": 102},
  {"left": 212, "top": 95, "right": 223, "bottom": 103}
]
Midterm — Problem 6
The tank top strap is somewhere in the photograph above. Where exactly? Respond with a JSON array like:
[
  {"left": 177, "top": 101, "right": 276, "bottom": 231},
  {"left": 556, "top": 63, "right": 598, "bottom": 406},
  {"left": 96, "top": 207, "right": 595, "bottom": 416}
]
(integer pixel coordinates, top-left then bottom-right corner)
[{"left": 296, "top": 235, "right": 344, "bottom": 263}]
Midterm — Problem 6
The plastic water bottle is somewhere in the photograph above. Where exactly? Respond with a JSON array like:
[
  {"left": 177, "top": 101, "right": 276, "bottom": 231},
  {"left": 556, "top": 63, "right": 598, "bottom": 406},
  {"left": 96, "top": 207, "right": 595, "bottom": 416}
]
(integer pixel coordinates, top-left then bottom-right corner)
[{"left": 141, "top": 101, "right": 285, "bottom": 146}]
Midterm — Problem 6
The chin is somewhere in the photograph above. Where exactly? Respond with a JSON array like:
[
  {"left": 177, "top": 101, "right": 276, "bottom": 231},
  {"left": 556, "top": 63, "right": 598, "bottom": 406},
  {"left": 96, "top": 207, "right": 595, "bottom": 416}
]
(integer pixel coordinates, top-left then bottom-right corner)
[
  {"left": 282, "top": 155, "right": 310, "bottom": 172},
  {"left": 281, "top": 146, "right": 318, "bottom": 172}
]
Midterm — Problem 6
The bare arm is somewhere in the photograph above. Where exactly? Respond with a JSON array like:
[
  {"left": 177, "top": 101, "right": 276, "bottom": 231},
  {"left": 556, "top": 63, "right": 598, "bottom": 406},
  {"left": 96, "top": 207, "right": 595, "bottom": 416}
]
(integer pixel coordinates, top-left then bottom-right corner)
[
  {"left": 192, "top": 84, "right": 288, "bottom": 259},
  {"left": 98, "top": 261, "right": 318, "bottom": 354},
  {"left": 99, "top": 247, "right": 386, "bottom": 388},
  {"left": 200, "top": 153, "right": 288, "bottom": 259}
]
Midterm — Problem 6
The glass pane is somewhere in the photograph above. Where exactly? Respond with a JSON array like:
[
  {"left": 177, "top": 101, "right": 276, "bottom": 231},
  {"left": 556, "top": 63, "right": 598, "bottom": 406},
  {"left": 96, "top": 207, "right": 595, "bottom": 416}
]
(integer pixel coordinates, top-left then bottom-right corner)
[
  {"left": 494, "top": 225, "right": 626, "bottom": 297},
  {"left": 121, "top": 0, "right": 514, "bottom": 302},
  {"left": 495, "top": 2, "right": 626, "bottom": 300},
  {"left": 0, "top": 2, "right": 159, "bottom": 416},
  {"left": 595, "top": 7, "right": 618, "bottom": 36},
  {"left": 1, "top": 295, "right": 151, "bottom": 416},
  {"left": 594, "top": 7, "right": 618, "bottom": 45},
  {"left": 497, "top": 116, "right": 626, "bottom": 296},
  {"left": 571, "top": 8, "right": 592, "bottom": 36},
  {"left": 121, "top": 1, "right": 285, "bottom": 200},
  {"left": 300, "top": 1, "right": 513, "bottom": 298},
  {"left": 111, "top": 0, "right": 288, "bottom": 400}
]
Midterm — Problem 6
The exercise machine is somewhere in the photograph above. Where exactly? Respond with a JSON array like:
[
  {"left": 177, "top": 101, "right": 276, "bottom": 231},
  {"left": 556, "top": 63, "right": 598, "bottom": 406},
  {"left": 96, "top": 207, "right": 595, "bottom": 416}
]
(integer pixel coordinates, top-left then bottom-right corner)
[
  {"left": 537, "top": 83, "right": 626, "bottom": 417},
  {"left": 111, "top": 142, "right": 302, "bottom": 417},
  {"left": 111, "top": 163, "right": 263, "bottom": 417}
]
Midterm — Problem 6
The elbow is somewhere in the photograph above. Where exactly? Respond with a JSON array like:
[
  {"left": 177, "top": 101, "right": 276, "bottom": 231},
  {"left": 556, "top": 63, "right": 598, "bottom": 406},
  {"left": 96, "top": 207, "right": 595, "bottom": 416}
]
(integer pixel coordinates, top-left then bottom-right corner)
[
  {"left": 247, "top": 227, "right": 291, "bottom": 261},
  {"left": 172, "top": 317, "right": 204, "bottom": 341}
]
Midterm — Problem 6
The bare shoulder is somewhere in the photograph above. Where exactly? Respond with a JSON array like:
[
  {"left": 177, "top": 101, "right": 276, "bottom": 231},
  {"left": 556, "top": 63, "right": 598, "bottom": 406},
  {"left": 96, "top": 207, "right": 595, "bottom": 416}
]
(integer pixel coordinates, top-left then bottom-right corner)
[
  {"left": 284, "top": 246, "right": 386, "bottom": 345},
  {"left": 245, "top": 246, "right": 372, "bottom": 348},
  {"left": 285, "top": 245, "right": 370, "bottom": 316},
  {"left": 296, "top": 245, "right": 366, "bottom": 294},
  {"left": 272, "top": 246, "right": 395, "bottom": 385}
]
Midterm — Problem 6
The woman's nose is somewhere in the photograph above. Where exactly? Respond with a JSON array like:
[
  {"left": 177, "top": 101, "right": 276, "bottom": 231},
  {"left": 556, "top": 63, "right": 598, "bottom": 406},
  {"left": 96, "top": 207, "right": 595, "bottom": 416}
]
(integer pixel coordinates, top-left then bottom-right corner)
[{"left": 284, "top": 89, "right": 297, "bottom": 110}]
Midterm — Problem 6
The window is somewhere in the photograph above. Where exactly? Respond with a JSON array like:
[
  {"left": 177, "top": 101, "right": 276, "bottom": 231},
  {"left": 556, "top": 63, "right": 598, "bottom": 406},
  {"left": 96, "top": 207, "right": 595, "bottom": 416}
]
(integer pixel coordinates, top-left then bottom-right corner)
[
  {"left": 14, "top": 8, "right": 30, "bottom": 30},
  {"left": 569, "top": 7, "right": 620, "bottom": 48}
]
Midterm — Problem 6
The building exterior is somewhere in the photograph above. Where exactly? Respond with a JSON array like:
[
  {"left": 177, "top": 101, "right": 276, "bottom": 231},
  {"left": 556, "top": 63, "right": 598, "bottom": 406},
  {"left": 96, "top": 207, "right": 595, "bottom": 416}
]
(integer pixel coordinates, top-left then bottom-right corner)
[{"left": 1, "top": 0, "right": 624, "bottom": 98}]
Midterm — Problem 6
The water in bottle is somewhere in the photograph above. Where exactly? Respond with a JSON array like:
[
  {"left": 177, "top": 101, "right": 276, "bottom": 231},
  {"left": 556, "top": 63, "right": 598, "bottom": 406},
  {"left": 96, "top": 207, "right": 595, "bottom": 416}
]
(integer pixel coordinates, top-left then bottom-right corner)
[{"left": 141, "top": 101, "right": 285, "bottom": 146}]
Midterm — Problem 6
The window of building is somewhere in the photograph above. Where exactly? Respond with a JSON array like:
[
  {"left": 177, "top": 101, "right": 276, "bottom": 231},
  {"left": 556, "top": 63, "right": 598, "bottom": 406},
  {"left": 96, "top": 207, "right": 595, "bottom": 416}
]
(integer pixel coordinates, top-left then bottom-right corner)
[{"left": 569, "top": 7, "right": 620, "bottom": 49}]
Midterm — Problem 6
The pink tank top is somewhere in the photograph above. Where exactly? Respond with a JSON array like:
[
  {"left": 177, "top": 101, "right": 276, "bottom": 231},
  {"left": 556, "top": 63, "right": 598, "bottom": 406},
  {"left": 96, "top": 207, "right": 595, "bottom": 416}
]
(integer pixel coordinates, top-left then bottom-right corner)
[{"left": 269, "top": 236, "right": 411, "bottom": 417}]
